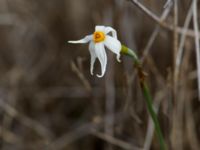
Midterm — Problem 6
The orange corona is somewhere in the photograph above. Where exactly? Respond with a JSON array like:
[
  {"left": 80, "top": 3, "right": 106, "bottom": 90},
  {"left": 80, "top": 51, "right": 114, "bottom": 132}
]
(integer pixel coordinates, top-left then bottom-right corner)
[{"left": 93, "top": 31, "right": 105, "bottom": 43}]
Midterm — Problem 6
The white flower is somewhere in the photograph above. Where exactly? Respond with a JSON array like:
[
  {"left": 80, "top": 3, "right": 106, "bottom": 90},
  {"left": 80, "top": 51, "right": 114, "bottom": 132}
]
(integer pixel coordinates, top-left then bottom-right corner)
[{"left": 68, "top": 25, "right": 121, "bottom": 78}]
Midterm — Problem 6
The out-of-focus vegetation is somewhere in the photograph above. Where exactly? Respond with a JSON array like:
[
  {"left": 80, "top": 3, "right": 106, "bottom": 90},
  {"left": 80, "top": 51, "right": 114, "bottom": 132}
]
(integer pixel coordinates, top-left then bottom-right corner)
[{"left": 0, "top": 0, "right": 199, "bottom": 150}]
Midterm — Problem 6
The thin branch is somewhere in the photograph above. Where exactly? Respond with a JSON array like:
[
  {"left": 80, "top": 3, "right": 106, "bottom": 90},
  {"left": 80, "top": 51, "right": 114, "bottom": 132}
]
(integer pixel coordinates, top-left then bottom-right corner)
[
  {"left": 128, "top": 0, "right": 161, "bottom": 24},
  {"left": 192, "top": 0, "right": 200, "bottom": 100},
  {"left": 173, "top": 0, "right": 179, "bottom": 101},
  {"left": 71, "top": 60, "right": 92, "bottom": 92},
  {"left": 164, "top": 0, "right": 173, "bottom": 8},
  {"left": 175, "top": 1, "right": 193, "bottom": 90},
  {"left": 45, "top": 112, "right": 128, "bottom": 150},
  {"left": 0, "top": 100, "right": 53, "bottom": 140},
  {"left": 92, "top": 130, "right": 142, "bottom": 150},
  {"left": 128, "top": 0, "right": 200, "bottom": 39},
  {"left": 45, "top": 123, "right": 97, "bottom": 150},
  {"left": 141, "top": 1, "right": 172, "bottom": 62},
  {"left": 185, "top": 94, "right": 200, "bottom": 149}
]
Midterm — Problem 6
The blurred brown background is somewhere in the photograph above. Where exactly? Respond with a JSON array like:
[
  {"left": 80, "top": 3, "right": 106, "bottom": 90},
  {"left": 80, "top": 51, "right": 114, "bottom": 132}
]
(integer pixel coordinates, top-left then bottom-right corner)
[{"left": 0, "top": 0, "right": 199, "bottom": 150}]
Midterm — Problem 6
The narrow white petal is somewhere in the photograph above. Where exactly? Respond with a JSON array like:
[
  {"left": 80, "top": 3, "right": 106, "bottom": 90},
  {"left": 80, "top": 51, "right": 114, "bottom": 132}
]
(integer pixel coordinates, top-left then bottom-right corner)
[
  {"left": 95, "top": 43, "right": 107, "bottom": 78},
  {"left": 68, "top": 35, "right": 92, "bottom": 44},
  {"left": 95, "top": 25, "right": 106, "bottom": 32},
  {"left": 105, "top": 26, "right": 117, "bottom": 39},
  {"left": 104, "top": 35, "right": 121, "bottom": 62},
  {"left": 89, "top": 41, "right": 96, "bottom": 75}
]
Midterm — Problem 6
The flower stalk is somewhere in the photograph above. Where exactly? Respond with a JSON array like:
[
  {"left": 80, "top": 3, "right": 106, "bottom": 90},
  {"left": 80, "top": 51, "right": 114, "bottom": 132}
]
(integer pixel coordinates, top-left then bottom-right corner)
[{"left": 121, "top": 45, "right": 166, "bottom": 150}]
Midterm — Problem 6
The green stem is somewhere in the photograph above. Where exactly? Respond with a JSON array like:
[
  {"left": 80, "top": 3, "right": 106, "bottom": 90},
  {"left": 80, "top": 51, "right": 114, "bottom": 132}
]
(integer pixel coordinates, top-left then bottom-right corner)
[{"left": 121, "top": 45, "right": 166, "bottom": 150}]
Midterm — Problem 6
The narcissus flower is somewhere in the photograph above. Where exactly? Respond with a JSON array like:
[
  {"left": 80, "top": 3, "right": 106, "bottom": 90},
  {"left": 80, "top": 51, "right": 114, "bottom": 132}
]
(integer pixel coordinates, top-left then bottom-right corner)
[{"left": 68, "top": 25, "right": 121, "bottom": 77}]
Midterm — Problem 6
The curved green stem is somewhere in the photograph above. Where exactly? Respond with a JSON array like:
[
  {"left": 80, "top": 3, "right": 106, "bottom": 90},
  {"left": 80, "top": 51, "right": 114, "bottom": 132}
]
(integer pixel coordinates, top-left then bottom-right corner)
[{"left": 121, "top": 45, "right": 166, "bottom": 150}]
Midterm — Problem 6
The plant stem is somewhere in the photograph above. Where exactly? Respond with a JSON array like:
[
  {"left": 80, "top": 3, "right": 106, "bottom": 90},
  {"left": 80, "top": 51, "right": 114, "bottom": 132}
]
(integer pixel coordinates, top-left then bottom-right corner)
[{"left": 121, "top": 45, "right": 166, "bottom": 150}]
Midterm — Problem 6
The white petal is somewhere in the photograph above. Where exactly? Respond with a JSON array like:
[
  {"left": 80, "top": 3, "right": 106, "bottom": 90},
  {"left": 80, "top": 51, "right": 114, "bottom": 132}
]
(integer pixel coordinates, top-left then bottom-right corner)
[
  {"left": 95, "top": 25, "right": 106, "bottom": 32},
  {"left": 104, "top": 35, "right": 121, "bottom": 62},
  {"left": 105, "top": 26, "right": 117, "bottom": 39},
  {"left": 89, "top": 41, "right": 96, "bottom": 75},
  {"left": 95, "top": 43, "right": 107, "bottom": 78},
  {"left": 68, "top": 35, "right": 92, "bottom": 44}
]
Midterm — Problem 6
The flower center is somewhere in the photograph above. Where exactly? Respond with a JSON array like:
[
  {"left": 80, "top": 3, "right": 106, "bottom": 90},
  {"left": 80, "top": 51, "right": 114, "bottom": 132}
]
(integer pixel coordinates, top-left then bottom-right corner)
[{"left": 93, "top": 31, "right": 105, "bottom": 43}]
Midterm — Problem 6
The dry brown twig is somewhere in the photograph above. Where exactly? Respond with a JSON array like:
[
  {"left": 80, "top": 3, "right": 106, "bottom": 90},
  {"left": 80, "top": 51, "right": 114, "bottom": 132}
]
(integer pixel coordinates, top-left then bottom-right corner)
[
  {"left": 171, "top": 2, "right": 181, "bottom": 147},
  {"left": 173, "top": 0, "right": 179, "bottom": 98},
  {"left": 192, "top": 0, "right": 200, "bottom": 100},
  {"left": 175, "top": 1, "right": 193, "bottom": 83},
  {"left": 141, "top": 0, "right": 172, "bottom": 62},
  {"left": 71, "top": 60, "right": 92, "bottom": 92},
  {"left": 164, "top": 0, "right": 173, "bottom": 8},
  {"left": 45, "top": 122, "right": 97, "bottom": 150},
  {"left": 128, "top": 0, "right": 200, "bottom": 38},
  {"left": 185, "top": 94, "right": 200, "bottom": 149},
  {"left": 0, "top": 100, "right": 53, "bottom": 141},
  {"left": 44, "top": 112, "right": 137, "bottom": 150},
  {"left": 91, "top": 130, "right": 142, "bottom": 150}
]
